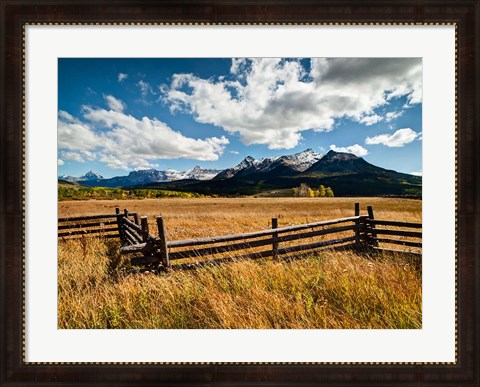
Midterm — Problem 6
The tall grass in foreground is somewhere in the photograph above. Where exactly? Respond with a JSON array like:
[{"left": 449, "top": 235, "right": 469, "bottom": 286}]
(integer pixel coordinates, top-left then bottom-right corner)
[{"left": 58, "top": 237, "right": 421, "bottom": 329}]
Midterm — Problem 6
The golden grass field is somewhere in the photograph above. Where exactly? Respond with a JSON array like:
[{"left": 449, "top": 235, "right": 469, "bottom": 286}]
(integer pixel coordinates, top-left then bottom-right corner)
[{"left": 58, "top": 197, "right": 422, "bottom": 329}]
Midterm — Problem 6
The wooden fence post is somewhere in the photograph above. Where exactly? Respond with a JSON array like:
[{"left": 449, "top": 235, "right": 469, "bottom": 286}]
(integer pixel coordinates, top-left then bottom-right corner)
[
  {"left": 367, "top": 205, "right": 379, "bottom": 248},
  {"left": 140, "top": 216, "right": 150, "bottom": 242},
  {"left": 272, "top": 218, "right": 279, "bottom": 260},
  {"left": 354, "top": 203, "right": 360, "bottom": 247},
  {"left": 115, "top": 207, "right": 127, "bottom": 245},
  {"left": 133, "top": 213, "right": 140, "bottom": 225},
  {"left": 156, "top": 216, "right": 170, "bottom": 269}
]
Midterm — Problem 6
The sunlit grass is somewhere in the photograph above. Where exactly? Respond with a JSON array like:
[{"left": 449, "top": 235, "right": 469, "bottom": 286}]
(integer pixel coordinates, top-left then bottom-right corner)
[{"left": 58, "top": 197, "right": 422, "bottom": 329}]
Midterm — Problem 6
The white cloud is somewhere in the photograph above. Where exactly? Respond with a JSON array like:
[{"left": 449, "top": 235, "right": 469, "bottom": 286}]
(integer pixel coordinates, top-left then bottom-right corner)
[
  {"left": 60, "top": 151, "right": 85, "bottom": 163},
  {"left": 118, "top": 73, "right": 128, "bottom": 82},
  {"left": 329, "top": 144, "right": 368, "bottom": 157},
  {"left": 164, "top": 58, "right": 422, "bottom": 149},
  {"left": 58, "top": 110, "right": 77, "bottom": 122},
  {"left": 58, "top": 107, "right": 229, "bottom": 170},
  {"left": 104, "top": 95, "right": 126, "bottom": 112},
  {"left": 58, "top": 114, "right": 101, "bottom": 152},
  {"left": 57, "top": 159, "right": 64, "bottom": 166},
  {"left": 230, "top": 150, "right": 240, "bottom": 155},
  {"left": 356, "top": 109, "right": 403, "bottom": 126},
  {"left": 385, "top": 110, "right": 404, "bottom": 122},
  {"left": 365, "top": 128, "right": 420, "bottom": 147},
  {"left": 137, "top": 80, "right": 155, "bottom": 97},
  {"left": 230, "top": 58, "right": 249, "bottom": 75},
  {"left": 358, "top": 114, "right": 383, "bottom": 126},
  {"left": 410, "top": 171, "right": 422, "bottom": 176}
]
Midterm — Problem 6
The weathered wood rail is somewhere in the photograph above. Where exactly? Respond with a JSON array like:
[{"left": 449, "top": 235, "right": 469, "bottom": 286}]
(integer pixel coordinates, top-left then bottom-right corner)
[
  {"left": 58, "top": 208, "right": 139, "bottom": 240},
  {"left": 114, "top": 203, "right": 422, "bottom": 271}
]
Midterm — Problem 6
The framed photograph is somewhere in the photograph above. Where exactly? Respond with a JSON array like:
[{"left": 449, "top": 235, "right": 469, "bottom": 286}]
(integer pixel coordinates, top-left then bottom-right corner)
[{"left": 1, "top": 1, "right": 478, "bottom": 386}]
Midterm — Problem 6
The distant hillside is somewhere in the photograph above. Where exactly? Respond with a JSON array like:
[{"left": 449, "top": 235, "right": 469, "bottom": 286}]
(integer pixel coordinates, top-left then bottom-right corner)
[{"left": 58, "top": 179, "right": 87, "bottom": 189}]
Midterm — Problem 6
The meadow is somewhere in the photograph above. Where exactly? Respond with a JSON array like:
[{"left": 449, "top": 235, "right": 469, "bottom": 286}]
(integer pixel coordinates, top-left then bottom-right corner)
[{"left": 58, "top": 197, "right": 422, "bottom": 329}]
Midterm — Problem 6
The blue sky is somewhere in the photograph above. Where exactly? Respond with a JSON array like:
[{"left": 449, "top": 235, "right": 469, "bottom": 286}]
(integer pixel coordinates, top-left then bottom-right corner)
[{"left": 58, "top": 58, "right": 422, "bottom": 178}]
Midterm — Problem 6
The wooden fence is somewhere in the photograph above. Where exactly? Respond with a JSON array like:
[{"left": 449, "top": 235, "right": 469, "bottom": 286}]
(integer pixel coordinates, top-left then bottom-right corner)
[
  {"left": 115, "top": 204, "right": 422, "bottom": 271},
  {"left": 58, "top": 208, "right": 139, "bottom": 240},
  {"left": 58, "top": 204, "right": 421, "bottom": 270}
]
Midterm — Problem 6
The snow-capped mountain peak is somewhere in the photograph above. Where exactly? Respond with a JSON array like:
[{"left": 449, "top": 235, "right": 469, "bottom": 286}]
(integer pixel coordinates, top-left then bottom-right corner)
[
  {"left": 163, "top": 166, "right": 222, "bottom": 181},
  {"left": 83, "top": 170, "right": 104, "bottom": 180},
  {"left": 282, "top": 148, "right": 323, "bottom": 171},
  {"left": 59, "top": 170, "right": 104, "bottom": 183},
  {"left": 213, "top": 149, "right": 323, "bottom": 180},
  {"left": 238, "top": 156, "right": 256, "bottom": 168}
]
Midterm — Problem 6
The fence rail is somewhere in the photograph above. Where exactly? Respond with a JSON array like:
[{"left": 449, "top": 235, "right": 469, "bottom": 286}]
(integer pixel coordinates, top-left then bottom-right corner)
[
  {"left": 57, "top": 209, "right": 138, "bottom": 239},
  {"left": 58, "top": 203, "right": 422, "bottom": 271},
  {"left": 370, "top": 219, "right": 422, "bottom": 229},
  {"left": 364, "top": 210, "right": 422, "bottom": 254}
]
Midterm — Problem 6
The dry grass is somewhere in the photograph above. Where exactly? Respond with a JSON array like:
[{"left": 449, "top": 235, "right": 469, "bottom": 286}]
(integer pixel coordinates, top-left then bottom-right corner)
[{"left": 58, "top": 197, "right": 422, "bottom": 329}]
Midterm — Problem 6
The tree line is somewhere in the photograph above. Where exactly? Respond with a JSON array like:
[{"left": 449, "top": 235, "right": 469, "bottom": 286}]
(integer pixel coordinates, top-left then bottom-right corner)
[
  {"left": 292, "top": 183, "right": 334, "bottom": 197},
  {"left": 58, "top": 186, "right": 209, "bottom": 201}
]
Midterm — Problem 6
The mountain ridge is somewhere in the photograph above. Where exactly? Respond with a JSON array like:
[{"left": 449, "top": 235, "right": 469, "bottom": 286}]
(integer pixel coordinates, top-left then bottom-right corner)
[
  {"left": 58, "top": 149, "right": 422, "bottom": 197},
  {"left": 213, "top": 148, "right": 323, "bottom": 180},
  {"left": 61, "top": 166, "right": 222, "bottom": 187},
  {"left": 59, "top": 170, "right": 104, "bottom": 183}
]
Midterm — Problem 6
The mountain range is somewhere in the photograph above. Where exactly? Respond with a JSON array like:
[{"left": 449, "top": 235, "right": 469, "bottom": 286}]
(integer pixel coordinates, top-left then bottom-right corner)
[
  {"left": 213, "top": 148, "right": 323, "bottom": 180},
  {"left": 58, "top": 149, "right": 422, "bottom": 197},
  {"left": 60, "top": 165, "right": 222, "bottom": 187},
  {"left": 59, "top": 170, "right": 104, "bottom": 183}
]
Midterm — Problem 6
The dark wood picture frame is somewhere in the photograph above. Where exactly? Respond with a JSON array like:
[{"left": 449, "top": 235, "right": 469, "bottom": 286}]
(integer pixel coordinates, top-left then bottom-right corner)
[{"left": 1, "top": 1, "right": 479, "bottom": 386}]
